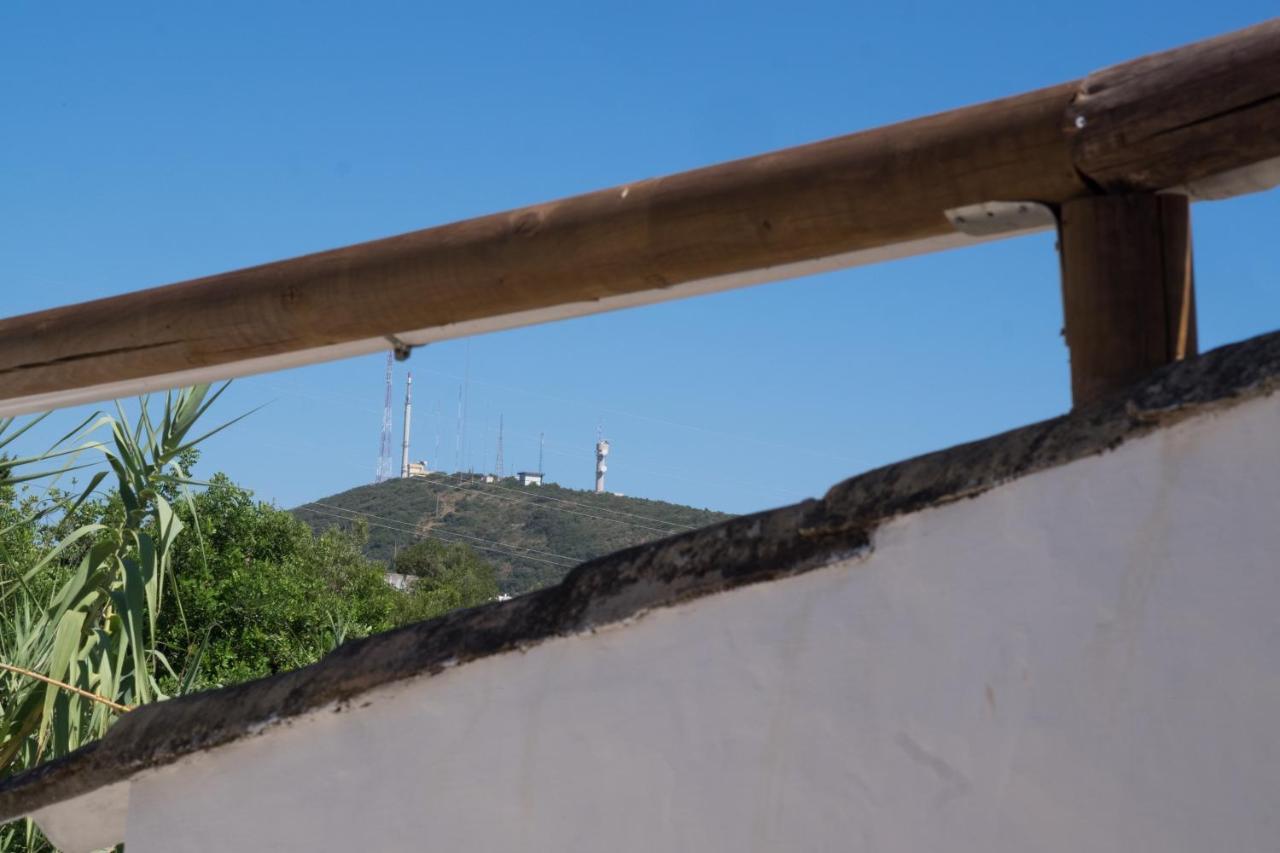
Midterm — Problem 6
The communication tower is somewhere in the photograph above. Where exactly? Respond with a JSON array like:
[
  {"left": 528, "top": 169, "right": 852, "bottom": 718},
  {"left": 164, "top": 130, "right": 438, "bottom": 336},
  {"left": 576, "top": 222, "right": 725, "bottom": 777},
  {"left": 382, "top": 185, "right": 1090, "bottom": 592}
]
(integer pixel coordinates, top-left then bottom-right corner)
[
  {"left": 400, "top": 372, "right": 413, "bottom": 478},
  {"left": 595, "top": 436, "right": 610, "bottom": 493},
  {"left": 375, "top": 352, "right": 394, "bottom": 483}
]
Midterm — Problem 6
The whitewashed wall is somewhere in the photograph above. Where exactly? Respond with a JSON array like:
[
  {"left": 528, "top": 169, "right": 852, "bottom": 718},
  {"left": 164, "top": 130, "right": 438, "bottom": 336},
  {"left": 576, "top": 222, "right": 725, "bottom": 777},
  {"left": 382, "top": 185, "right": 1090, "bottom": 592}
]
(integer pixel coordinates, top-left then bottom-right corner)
[{"left": 50, "top": 393, "right": 1280, "bottom": 851}]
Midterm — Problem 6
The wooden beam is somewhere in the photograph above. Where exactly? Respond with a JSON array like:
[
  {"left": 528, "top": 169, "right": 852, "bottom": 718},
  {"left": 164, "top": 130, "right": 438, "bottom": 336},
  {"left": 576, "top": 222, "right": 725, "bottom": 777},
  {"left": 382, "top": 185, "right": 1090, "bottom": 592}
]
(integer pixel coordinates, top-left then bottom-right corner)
[
  {"left": 0, "top": 19, "right": 1276, "bottom": 415},
  {"left": 1068, "top": 18, "right": 1280, "bottom": 192},
  {"left": 1058, "top": 194, "right": 1197, "bottom": 406},
  {"left": 0, "top": 83, "right": 1087, "bottom": 414}
]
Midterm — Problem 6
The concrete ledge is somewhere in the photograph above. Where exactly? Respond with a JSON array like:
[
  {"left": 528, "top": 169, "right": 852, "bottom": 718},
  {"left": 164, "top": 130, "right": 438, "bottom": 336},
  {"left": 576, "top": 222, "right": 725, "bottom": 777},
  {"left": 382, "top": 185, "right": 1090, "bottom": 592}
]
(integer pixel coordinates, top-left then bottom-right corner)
[{"left": 3, "top": 326, "right": 1279, "bottom": 824}]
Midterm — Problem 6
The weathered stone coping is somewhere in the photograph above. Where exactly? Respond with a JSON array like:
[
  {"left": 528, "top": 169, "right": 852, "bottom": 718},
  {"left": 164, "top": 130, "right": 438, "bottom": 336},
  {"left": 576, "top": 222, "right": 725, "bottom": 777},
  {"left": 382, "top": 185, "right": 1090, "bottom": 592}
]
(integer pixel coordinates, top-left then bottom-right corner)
[{"left": 3, "top": 327, "right": 1278, "bottom": 822}]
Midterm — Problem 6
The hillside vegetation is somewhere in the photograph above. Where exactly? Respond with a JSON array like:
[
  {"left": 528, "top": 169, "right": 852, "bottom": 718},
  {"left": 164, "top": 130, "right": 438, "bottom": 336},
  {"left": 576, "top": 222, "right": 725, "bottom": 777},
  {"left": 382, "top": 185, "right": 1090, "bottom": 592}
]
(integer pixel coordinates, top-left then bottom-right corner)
[{"left": 292, "top": 474, "right": 732, "bottom": 594}]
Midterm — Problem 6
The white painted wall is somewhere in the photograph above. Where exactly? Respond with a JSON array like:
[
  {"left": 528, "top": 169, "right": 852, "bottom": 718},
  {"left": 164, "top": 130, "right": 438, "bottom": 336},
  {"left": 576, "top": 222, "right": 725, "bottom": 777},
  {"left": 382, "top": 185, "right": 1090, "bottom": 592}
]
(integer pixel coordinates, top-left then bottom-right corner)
[{"left": 55, "top": 393, "right": 1280, "bottom": 851}]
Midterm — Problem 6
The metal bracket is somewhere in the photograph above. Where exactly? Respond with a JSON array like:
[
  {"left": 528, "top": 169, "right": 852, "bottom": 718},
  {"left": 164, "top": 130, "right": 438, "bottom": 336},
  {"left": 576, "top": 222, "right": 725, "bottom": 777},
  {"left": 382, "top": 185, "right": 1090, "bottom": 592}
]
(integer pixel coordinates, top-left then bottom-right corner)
[
  {"left": 1170, "top": 155, "right": 1280, "bottom": 201},
  {"left": 945, "top": 201, "right": 1056, "bottom": 237},
  {"left": 386, "top": 335, "right": 415, "bottom": 361}
]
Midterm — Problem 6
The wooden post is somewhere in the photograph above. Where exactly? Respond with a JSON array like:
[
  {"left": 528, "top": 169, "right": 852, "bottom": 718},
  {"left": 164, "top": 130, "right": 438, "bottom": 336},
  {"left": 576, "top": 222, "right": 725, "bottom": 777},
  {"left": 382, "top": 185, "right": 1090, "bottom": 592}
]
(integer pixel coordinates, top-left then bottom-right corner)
[{"left": 1058, "top": 194, "right": 1197, "bottom": 406}]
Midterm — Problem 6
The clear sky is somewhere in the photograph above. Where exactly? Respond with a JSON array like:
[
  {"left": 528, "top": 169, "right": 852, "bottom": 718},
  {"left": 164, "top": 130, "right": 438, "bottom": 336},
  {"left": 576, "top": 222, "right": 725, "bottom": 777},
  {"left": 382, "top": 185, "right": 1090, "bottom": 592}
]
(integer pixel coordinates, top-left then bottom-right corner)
[{"left": 2, "top": 1, "right": 1278, "bottom": 514}]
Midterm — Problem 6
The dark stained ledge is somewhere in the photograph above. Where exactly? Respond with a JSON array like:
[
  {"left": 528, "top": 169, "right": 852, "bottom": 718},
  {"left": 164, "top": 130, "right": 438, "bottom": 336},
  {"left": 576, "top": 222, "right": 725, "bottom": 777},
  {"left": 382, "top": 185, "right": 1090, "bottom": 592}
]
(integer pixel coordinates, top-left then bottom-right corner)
[{"left": 4, "top": 327, "right": 1280, "bottom": 822}]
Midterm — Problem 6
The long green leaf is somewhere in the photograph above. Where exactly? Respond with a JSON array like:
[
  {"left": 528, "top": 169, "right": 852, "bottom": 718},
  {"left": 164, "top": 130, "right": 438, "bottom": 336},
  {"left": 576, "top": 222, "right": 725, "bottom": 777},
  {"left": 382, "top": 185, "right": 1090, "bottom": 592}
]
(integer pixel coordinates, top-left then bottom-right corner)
[
  {"left": 38, "top": 610, "right": 85, "bottom": 749},
  {"left": 1, "top": 381, "right": 239, "bottom": 781},
  {"left": 119, "top": 555, "right": 152, "bottom": 705}
]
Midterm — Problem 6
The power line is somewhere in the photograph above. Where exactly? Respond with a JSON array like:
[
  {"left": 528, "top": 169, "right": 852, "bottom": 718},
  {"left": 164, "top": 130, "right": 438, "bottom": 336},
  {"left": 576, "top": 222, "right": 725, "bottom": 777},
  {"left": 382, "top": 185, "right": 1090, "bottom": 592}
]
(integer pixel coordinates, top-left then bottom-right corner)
[
  {"left": 458, "top": 417, "right": 799, "bottom": 505},
  {"left": 430, "top": 473, "right": 689, "bottom": 536},
  {"left": 321, "top": 510, "right": 574, "bottom": 570},
  {"left": 306, "top": 514, "right": 576, "bottom": 572},
  {"left": 301, "top": 501, "right": 580, "bottom": 568},
  {"left": 304, "top": 500, "right": 578, "bottom": 564},
  {"left": 442, "top": 478, "right": 689, "bottom": 534},
  {"left": 303, "top": 505, "right": 575, "bottom": 569},
  {"left": 449, "top": 473, "right": 698, "bottom": 530},
  {"left": 410, "top": 366, "right": 871, "bottom": 467},
  {"left": 262, "top": 382, "right": 381, "bottom": 415},
  {"left": 257, "top": 366, "right": 868, "bottom": 471}
]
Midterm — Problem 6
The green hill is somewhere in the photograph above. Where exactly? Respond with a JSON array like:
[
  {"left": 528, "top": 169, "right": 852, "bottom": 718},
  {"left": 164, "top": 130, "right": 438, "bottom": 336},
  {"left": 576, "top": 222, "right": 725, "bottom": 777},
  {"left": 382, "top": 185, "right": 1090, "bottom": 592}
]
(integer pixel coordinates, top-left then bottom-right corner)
[{"left": 292, "top": 474, "right": 732, "bottom": 594}]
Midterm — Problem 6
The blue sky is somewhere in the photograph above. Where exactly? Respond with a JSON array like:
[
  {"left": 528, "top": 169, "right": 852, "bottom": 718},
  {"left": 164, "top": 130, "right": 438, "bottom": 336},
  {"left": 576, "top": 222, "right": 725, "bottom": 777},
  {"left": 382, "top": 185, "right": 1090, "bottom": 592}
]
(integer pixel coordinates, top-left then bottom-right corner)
[{"left": 2, "top": 1, "right": 1277, "bottom": 514}]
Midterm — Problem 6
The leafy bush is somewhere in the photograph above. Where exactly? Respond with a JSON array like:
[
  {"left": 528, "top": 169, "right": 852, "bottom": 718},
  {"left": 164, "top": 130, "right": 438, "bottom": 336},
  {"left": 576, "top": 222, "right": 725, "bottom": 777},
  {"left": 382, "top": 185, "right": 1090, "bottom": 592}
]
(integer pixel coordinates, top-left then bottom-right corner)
[
  {"left": 159, "top": 473, "right": 404, "bottom": 685},
  {"left": 392, "top": 539, "right": 499, "bottom": 621},
  {"left": 0, "top": 389, "right": 228, "bottom": 852},
  {"left": 0, "top": 389, "right": 500, "bottom": 852}
]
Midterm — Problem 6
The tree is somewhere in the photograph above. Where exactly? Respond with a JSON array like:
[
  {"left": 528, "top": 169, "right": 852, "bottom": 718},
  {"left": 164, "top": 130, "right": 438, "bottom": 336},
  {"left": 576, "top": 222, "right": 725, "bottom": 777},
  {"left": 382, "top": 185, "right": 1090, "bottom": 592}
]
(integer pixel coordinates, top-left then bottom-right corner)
[
  {"left": 1, "top": 388, "right": 229, "bottom": 852},
  {"left": 158, "top": 474, "right": 404, "bottom": 685},
  {"left": 392, "top": 539, "right": 498, "bottom": 621},
  {"left": 0, "top": 390, "right": 504, "bottom": 851}
]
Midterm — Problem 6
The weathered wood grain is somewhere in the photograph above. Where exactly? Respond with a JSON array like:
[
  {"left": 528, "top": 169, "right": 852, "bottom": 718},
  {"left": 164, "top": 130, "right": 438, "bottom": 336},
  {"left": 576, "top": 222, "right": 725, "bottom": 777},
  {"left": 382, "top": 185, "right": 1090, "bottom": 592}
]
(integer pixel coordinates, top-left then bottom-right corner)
[
  {"left": 0, "top": 84, "right": 1083, "bottom": 404},
  {"left": 1059, "top": 194, "right": 1197, "bottom": 405},
  {"left": 1068, "top": 19, "right": 1280, "bottom": 191}
]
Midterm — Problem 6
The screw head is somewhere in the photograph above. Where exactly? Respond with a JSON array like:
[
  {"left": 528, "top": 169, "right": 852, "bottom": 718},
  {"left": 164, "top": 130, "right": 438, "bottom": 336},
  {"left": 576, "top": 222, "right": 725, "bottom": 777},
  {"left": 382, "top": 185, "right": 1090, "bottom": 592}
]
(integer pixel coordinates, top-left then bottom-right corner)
[{"left": 1074, "top": 115, "right": 1087, "bottom": 129}]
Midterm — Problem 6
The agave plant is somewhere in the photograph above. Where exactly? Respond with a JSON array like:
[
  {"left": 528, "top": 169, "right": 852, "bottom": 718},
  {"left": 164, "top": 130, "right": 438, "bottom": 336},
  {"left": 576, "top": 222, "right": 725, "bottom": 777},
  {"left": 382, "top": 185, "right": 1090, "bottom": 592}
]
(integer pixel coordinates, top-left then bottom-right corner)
[{"left": 0, "top": 385, "right": 237, "bottom": 851}]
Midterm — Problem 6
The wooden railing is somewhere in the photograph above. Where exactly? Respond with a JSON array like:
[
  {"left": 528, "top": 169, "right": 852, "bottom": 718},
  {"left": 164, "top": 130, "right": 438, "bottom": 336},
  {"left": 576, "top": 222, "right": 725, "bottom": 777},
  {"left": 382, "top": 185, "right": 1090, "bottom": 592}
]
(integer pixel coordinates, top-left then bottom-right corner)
[{"left": 1, "top": 19, "right": 1278, "bottom": 414}]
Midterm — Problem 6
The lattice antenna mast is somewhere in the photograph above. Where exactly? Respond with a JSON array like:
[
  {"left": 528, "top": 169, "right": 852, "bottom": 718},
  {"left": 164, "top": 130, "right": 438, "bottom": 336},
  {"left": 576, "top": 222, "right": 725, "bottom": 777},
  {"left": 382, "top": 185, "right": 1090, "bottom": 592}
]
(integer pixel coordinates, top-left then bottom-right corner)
[
  {"left": 539, "top": 432, "right": 544, "bottom": 475},
  {"left": 375, "top": 352, "right": 394, "bottom": 483},
  {"left": 494, "top": 414, "right": 505, "bottom": 478}
]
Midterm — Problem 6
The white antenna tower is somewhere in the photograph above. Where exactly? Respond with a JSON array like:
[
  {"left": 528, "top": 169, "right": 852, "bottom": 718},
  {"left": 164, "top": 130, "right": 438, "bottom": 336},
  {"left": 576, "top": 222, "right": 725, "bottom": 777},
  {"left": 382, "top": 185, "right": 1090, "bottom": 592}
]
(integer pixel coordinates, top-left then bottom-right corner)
[
  {"left": 400, "top": 371, "right": 413, "bottom": 478},
  {"left": 375, "top": 352, "right": 394, "bottom": 483},
  {"left": 594, "top": 428, "right": 610, "bottom": 494}
]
